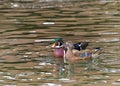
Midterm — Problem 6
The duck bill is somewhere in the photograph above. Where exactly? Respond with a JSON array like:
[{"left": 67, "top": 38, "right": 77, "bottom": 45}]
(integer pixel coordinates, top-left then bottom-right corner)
[{"left": 51, "top": 42, "right": 56, "bottom": 48}]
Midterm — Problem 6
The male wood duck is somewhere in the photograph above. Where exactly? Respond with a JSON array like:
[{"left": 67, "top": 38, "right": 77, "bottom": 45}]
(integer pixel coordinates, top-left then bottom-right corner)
[
  {"left": 65, "top": 41, "right": 101, "bottom": 62},
  {"left": 51, "top": 38, "right": 89, "bottom": 59},
  {"left": 52, "top": 38, "right": 65, "bottom": 58}
]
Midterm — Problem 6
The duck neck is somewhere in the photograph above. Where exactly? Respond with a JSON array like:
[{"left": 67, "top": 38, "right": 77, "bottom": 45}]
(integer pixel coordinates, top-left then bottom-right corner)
[
  {"left": 66, "top": 47, "right": 74, "bottom": 58},
  {"left": 67, "top": 47, "right": 72, "bottom": 53}
]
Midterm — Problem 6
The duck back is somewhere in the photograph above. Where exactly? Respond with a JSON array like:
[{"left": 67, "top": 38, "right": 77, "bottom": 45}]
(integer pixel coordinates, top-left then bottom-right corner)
[{"left": 74, "top": 42, "right": 88, "bottom": 51}]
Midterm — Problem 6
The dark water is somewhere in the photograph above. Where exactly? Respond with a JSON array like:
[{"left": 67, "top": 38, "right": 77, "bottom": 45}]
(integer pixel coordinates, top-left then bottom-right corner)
[{"left": 0, "top": 0, "right": 120, "bottom": 86}]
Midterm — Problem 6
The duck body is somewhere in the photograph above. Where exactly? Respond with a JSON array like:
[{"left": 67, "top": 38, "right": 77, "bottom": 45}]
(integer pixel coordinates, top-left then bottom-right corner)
[
  {"left": 65, "top": 41, "right": 101, "bottom": 62},
  {"left": 65, "top": 41, "right": 89, "bottom": 62},
  {"left": 65, "top": 46, "right": 85, "bottom": 62}
]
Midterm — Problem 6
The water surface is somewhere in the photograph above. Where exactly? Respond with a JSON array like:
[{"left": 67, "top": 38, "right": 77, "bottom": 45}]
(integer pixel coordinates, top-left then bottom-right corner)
[{"left": 0, "top": 0, "right": 120, "bottom": 86}]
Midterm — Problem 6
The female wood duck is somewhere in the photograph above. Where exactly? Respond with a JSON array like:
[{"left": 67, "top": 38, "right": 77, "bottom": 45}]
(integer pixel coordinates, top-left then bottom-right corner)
[
  {"left": 51, "top": 38, "right": 89, "bottom": 59},
  {"left": 65, "top": 41, "right": 101, "bottom": 62}
]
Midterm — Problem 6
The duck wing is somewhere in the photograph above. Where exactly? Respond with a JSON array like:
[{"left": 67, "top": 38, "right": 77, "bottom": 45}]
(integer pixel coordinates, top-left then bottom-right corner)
[{"left": 74, "top": 42, "right": 89, "bottom": 51}]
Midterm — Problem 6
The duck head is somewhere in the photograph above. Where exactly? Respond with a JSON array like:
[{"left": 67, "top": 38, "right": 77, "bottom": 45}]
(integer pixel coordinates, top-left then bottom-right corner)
[{"left": 51, "top": 38, "right": 64, "bottom": 48}]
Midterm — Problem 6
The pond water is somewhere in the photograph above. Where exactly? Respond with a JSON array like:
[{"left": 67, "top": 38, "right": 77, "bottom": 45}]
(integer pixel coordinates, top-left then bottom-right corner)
[{"left": 0, "top": 0, "right": 120, "bottom": 86}]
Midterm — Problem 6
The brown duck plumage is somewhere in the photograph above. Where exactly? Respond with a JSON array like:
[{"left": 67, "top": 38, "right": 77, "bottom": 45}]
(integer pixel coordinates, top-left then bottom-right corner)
[{"left": 65, "top": 41, "right": 101, "bottom": 62}]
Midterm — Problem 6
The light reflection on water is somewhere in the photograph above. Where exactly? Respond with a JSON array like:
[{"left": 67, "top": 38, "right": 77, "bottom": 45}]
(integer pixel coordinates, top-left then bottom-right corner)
[{"left": 0, "top": 0, "right": 120, "bottom": 86}]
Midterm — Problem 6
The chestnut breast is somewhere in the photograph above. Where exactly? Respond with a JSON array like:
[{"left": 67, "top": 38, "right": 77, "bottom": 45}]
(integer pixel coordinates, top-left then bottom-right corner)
[{"left": 53, "top": 48, "right": 64, "bottom": 58}]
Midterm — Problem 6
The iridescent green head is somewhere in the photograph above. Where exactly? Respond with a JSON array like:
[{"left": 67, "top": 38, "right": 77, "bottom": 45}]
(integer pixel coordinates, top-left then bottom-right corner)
[
  {"left": 52, "top": 38, "right": 63, "bottom": 42},
  {"left": 52, "top": 38, "right": 64, "bottom": 47}
]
